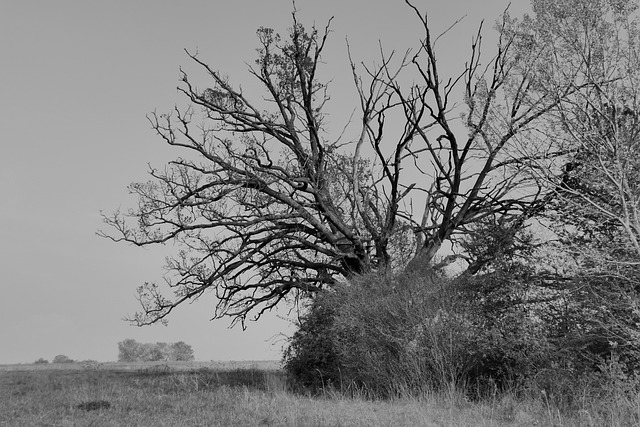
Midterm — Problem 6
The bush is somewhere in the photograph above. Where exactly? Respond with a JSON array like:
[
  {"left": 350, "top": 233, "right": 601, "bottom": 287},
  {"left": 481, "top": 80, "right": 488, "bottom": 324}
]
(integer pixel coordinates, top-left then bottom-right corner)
[
  {"left": 285, "top": 263, "right": 554, "bottom": 398},
  {"left": 283, "top": 294, "right": 342, "bottom": 391},
  {"left": 34, "top": 358, "right": 49, "bottom": 365},
  {"left": 557, "top": 273, "right": 640, "bottom": 375},
  {"left": 285, "top": 267, "right": 473, "bottom": 396},
  {"left": 450, "top": 266, "right": 556, "bottom": 393},
  {"left": 329, "top": 267, "right": 498, "bottom": 396},
  {"left": 284, "top": 223, "right": 640, "bottom": 401}
]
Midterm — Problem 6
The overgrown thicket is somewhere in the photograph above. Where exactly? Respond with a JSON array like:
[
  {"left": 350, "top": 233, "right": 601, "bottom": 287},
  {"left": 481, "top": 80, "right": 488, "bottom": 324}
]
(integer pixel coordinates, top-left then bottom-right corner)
[
  {"left": 284, "top": 222, "right": 640, "bottom": 406},
  {"left": 282, "top": 223, "right": 541, "bottom": 397},
  {"left": 284, "top": 246, "right": 640, "bottom": 411},
  {"left": 285, "top": 186, "right": 640, "bottom": 404}
]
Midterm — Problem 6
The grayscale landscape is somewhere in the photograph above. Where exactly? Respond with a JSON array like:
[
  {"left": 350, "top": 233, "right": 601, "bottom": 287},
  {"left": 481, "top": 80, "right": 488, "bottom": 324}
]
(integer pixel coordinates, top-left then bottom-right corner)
[{"left": 2, "top": 0, "right": 640, "bottom": 425}]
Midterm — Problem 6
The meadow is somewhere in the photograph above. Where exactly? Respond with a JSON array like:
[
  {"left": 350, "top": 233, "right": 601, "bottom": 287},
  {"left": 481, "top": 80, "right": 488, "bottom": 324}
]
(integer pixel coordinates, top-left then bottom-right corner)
[{"left": 0, "top": 361, "right": 637, "bottom": 426}]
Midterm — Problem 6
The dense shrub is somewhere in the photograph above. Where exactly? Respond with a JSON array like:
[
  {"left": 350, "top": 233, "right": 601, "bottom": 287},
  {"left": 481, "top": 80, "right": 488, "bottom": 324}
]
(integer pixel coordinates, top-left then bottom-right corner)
[
  {"left": 450, "top": 266, "right": 556, "bottom": 391},
  {"left": 284, "top": 219, "right": 640, "bottom": 401},
  {"left": 572, "top": 274, "right": 640, "bottom": 370},
  {"left": 285, "top": 263, "right": 557, "bottom": 397},
  {"left": 283, "top": 267, "right": 471, "bottom": 396},
  {"left": 327, "top": 268, "right": 455, "bottom": 396},
  {"left": 34, "top": 358, "right": 49, "bottom": 365},
  {"left": 283, "top": 295, "right": 343, "bottom": 391}
]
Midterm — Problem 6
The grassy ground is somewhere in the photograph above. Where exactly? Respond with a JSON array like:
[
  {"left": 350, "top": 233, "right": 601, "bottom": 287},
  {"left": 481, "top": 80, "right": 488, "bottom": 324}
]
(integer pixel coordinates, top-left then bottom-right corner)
[{"left": 0, "top": 361, "right": 637, "bottom": 426}]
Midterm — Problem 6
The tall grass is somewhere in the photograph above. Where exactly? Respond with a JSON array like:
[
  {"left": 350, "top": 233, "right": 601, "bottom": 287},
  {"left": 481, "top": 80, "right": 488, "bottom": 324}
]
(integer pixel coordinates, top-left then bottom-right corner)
[{"left": 1, "top": 362, "right": 639, "bottom": 426}]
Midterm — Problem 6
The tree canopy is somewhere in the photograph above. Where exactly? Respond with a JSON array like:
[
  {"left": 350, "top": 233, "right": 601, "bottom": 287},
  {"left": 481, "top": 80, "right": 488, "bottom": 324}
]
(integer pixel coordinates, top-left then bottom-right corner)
[{"left": 100, "top": 0, "right": 639, "bottom": 328}]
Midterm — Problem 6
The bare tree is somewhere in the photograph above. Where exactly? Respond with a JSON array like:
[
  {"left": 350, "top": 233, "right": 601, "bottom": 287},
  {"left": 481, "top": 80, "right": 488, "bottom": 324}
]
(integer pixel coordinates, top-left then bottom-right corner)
[
  {"left": 347, "top": 2, "right": 577, "bottom": 272},
  {"left": 100, "top": 2, "right": 577, "bottom": 326},
  {"left": 101, "top": 15, "right": 386, "bottom": 326}
]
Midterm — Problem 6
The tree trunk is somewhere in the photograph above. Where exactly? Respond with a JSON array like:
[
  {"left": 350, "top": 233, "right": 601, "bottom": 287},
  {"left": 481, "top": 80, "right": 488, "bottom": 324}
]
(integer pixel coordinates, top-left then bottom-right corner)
[{"left": 405, "top": 238, "right": 443, "bottom": 275}]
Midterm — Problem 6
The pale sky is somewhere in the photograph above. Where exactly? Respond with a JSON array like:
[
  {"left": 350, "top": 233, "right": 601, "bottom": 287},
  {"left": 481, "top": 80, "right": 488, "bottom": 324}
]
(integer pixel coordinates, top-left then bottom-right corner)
[{"left": 0, "top": 0, "right": 531, "bottom": 364}]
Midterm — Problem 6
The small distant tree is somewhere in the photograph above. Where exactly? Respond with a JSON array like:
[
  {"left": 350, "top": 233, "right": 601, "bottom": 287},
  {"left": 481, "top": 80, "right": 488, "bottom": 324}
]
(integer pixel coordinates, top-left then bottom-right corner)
[
  {"left": 118, "top": 339, "right": 195, "bottom": 362},
  {"left": 117, "top": 338, "right": 141, "bottom": 362},
  {"left": 137, "top": 343, "right": 153, "bottom": 361},
  {"left": 34, "top": 358, "right": 49, "bottom": 365},
  {"left": 171, "top": 341, "right": 195, "bottom": 361},
  {"left": 148, "top": 342, "right": 171, "bottom": 361},
  {"left": 53, "top": 354, "right": 74, "bottom": 364}
]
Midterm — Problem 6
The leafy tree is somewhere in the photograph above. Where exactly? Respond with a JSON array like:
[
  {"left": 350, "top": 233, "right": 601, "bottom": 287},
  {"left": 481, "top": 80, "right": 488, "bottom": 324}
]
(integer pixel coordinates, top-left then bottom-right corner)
[
  {"left": 34, "top": 358, "right": 49, "bottom": 365},
  {"left": 498, "top": 0, "right": 640, "bottom": 371},
  {"left": 171, "top": 341, "right": 195, "bottom": 361},
  {"left": 147, "top": 342, "right": 171, "bottom": 361},
  {"left": 514, "top": 0, "right": 640, "bottom": 257},
  {"left": 117, "top": 338, "right": 140, "bottom": 362},
  {"left": 99, "top": 1, "right": 578, "bottom": 327}
]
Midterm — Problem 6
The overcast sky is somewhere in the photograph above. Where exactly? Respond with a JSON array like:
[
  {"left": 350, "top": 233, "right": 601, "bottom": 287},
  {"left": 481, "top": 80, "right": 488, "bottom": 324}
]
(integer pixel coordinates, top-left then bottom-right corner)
[{"left": 0, "top": 0, "right": 531, "bottom": 364}]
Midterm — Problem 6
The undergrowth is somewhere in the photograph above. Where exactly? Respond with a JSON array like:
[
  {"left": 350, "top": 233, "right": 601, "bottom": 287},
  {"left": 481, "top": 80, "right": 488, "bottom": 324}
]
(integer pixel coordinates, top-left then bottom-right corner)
[{"left": 1, "top": 362, "right": 639, "bottom": 426}]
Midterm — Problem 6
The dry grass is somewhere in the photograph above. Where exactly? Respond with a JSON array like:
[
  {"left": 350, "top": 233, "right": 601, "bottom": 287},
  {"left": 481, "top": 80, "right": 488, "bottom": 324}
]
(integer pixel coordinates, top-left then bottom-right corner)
[{"left": 0, "top": 361, "right": 637, "bottom": 426}]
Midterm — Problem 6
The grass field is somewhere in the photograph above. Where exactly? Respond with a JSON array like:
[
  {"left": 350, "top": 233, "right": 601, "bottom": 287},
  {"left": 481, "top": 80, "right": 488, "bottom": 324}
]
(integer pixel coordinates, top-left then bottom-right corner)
[{"left": 0, "top": 361, "right": 637, "bottom": 426}]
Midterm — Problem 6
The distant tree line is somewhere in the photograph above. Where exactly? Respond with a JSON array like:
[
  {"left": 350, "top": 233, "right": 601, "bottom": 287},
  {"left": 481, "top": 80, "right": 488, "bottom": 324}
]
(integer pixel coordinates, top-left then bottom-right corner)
[{"left": 117, "top": 339, "right": 195, "bottom": 362}]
